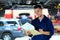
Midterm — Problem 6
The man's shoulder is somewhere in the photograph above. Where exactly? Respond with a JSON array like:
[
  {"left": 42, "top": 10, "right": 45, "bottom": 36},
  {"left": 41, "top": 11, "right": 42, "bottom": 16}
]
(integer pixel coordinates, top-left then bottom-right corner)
[
  {"left": 32, "top": 18, "right": 38, "bottom": 22},
  {"left": 44, "top": 15, "right": 52, "bottom": 22},
  {"left": 44, "top": 15, "right": 50, "bottom": 20},
  {"left": 31, "top": 18, "right": 38, "bottom": 25}
]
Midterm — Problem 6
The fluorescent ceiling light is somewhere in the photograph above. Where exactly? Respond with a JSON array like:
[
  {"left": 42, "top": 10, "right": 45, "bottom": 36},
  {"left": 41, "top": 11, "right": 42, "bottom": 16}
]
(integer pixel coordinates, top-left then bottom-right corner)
[{"left": 58, "top": 3, "right": 60, "bottom": 6}]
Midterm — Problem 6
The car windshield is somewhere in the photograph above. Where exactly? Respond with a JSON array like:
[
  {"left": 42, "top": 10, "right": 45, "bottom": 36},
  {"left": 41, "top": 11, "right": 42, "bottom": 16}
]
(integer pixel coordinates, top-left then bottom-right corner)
[
  {"left": 20, "top": 19, "right": 31, "bottom": 25},
  {"left": 6, "top": 21, "right": 17, "bottom": 26}
]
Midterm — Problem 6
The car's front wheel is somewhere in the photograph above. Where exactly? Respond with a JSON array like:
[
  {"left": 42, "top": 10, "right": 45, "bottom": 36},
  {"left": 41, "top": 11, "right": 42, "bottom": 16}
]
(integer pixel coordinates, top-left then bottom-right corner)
[{"left": 2, "top": 33, "right": 14, "bottom": 40}]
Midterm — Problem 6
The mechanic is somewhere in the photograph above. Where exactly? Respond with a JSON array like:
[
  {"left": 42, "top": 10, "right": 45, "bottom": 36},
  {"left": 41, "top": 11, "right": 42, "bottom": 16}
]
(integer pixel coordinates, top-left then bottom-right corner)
[{"left": 31, "top": 5, "right": 54, "bottom": 40}]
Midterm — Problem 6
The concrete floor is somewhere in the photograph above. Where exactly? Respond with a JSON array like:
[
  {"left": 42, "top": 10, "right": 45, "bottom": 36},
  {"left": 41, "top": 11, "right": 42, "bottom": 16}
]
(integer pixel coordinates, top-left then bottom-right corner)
[
  {"left": 0, "top": 34, "right": 60, "bottom": 40},
  {"left": 15, "top": 34, "right": 60, "bottom": 40}
]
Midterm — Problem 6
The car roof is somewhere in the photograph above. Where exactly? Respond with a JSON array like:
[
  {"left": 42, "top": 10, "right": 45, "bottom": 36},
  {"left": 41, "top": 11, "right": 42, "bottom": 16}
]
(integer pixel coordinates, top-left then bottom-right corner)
[{"left": 0, "top": 19, "right": 19, "bottom": 22}]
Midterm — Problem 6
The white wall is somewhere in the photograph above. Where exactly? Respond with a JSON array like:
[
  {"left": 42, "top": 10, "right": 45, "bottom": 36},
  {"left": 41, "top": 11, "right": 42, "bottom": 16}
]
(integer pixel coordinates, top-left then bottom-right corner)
[
  {"left": 13, "top": 9, "right": 49, "bottom": 19},
  {"left": 42, "top": 9, "right": 49, "bottom": 16},
  {"left": 13, "top": 9, "right": 34, "bottom": 19},
  {"left": 5, "top": 9, "right": 49, "bottom": 19}
]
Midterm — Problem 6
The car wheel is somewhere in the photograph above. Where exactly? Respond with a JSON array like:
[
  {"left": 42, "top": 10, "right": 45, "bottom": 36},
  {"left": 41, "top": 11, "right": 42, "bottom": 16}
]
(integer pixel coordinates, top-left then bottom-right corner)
[{"left": 2, "top": 33, "right": 14, "bottom": 40}]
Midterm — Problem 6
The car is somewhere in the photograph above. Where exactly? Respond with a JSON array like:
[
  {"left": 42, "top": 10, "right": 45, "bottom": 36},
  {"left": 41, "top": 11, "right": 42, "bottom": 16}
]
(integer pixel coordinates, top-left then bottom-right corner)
[
  {"left": 17, "top": 13, "right": 32, "bottom": 25},
  {"left": 0, "top": 19, "right": 24, "bottom": 40}
]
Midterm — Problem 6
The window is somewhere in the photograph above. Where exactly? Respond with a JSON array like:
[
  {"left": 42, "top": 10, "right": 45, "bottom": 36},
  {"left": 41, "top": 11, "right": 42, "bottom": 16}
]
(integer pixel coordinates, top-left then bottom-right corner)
[
  {"left": 7, "top": 21, "right": 17, "bottom": 26},
  {"left": 0, "top": 22, "right": 4, "bottom": 26},
  {"left": 0, "top": 10, "right": 5, "bottom": 17}
]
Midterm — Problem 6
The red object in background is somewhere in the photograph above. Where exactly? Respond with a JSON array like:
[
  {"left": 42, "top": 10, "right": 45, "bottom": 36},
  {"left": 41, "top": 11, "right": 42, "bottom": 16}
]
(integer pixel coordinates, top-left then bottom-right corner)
[
  {"left": 5, "top": 10, "right": 13, "bottom": 19},
  {"left": 57, "top": 20, "right": 60, "bottom": 24},
  {"left": 34, "top": 14, "right": 37, "bottom": 19},
  {"left": 16, "top": 16, "right": 21, "bottom": 19},
  {"left": 28, "top": 16, "right": 32, "bottom": 19},
  {"left": 18, "top": 27, "right": 21, "bottom": 31},
  {"left": 5, "top": 14, "right": 13, "bottom": 19}
]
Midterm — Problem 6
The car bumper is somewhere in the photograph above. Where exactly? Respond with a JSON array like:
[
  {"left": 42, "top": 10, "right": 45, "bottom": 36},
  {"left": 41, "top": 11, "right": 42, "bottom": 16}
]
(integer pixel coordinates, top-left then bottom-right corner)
[{"left": 12, "top": 29, "right": 25, "bottom": 38}]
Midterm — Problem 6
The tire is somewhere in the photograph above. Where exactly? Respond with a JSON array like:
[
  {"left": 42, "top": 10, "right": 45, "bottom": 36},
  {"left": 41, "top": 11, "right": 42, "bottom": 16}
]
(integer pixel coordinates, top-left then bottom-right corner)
[{"left": 2, "top": 33, "right": 14, "bottom": 40}]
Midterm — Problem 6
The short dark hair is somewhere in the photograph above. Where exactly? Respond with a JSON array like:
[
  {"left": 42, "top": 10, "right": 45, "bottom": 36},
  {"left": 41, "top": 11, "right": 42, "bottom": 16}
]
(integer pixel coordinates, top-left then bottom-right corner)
[{"left": 34, "top": 5, "right": 42, "bottom": 9}]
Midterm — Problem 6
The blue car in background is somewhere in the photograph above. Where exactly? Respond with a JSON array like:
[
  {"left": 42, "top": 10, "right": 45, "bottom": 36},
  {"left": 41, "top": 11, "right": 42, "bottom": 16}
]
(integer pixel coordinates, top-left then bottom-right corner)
[{"left": 0, "top": 19, "right": 24, "bottom": 40}]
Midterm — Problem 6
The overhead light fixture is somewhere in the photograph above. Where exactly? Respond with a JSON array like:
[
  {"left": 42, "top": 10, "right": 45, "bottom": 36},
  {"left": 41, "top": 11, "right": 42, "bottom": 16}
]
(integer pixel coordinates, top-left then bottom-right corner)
[
  {"left": 26, "top": 0, "right": 31, "bottom": 4},
  {"left": 58, "top": 3, "right": 60, "bottom": 6}
]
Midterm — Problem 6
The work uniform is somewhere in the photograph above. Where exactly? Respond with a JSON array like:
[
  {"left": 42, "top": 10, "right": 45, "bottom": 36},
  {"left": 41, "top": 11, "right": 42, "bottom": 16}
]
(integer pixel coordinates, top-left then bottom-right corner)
[{"left": 31, "top": 15, "right": 54, "bottom": 40}]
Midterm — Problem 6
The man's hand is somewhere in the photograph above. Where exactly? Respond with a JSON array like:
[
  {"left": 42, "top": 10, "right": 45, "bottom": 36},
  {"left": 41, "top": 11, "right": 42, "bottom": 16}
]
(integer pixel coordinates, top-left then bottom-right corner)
[
  {"left": 25, "top": 31, "right": 31, "bottom": 36},
  {"left": 38, "top": 29, "right": 44, "bottom": 33},
  {"left": 38, "top": 29, "right": 50, "bottom": 35},
  {"left": 39, "top": 29, "right": 43, "bottom": 32}
]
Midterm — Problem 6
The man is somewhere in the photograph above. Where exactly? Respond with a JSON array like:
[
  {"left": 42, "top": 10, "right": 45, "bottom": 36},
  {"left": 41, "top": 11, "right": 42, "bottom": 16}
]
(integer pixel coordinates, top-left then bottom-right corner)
[{"left": 31, "top": 5, "right": 54, "bottom": 40}]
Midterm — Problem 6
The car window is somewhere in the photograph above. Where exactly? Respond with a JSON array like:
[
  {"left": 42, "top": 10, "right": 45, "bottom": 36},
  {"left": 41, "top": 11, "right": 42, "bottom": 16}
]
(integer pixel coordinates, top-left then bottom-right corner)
[
  {"left": 0, "top": 22, "right": 4, "bottom": 26},
  {"left": 18, "top": 20, "right": 22, "bottom": 26},
  {"left": 6, "top": 21, "right": 17, "bottom": 26},
  {"left": 20, "top": 19, "right": 31, "bottom": 25}
]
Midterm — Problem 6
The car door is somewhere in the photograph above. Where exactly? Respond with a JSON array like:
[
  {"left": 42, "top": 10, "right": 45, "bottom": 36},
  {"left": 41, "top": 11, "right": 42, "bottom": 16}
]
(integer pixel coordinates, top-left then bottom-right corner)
[{"left": 0, "top": 21, "right": 5, "bottom": 38}]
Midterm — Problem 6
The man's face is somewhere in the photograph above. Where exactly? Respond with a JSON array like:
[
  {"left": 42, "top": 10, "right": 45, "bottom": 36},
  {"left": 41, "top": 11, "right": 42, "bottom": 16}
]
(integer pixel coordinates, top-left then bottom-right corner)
[{"left": 34, "top": 8, "right": 42, "bottom": 17}]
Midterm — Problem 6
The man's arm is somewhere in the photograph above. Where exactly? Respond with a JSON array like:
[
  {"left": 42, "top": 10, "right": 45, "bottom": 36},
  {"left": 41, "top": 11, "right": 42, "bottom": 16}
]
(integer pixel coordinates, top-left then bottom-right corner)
[
  {"left": 47, "top": 20, "right": 54, "bottom": 36},
  {"left": 39, "top": 20, "right": 54, "bottom": 36},
  {"left": 39, "top": 29, "right": 50, "bottom": 35},
  {"left": 43, "top": 31, "right": 50, "bottom": 35}
]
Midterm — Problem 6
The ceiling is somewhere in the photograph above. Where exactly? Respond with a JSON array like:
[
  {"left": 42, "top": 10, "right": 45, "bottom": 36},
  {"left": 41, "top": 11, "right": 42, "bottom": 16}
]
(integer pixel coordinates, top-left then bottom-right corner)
[{"left": 0, "top": 0, "right": 60, "bottom": 9}]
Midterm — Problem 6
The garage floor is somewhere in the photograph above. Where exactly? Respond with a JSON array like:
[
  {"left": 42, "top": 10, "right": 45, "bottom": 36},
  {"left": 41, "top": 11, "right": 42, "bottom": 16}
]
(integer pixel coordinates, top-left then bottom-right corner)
[{"left": 15, "top": 34, "right": 60, "bottom": 40}]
